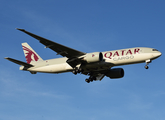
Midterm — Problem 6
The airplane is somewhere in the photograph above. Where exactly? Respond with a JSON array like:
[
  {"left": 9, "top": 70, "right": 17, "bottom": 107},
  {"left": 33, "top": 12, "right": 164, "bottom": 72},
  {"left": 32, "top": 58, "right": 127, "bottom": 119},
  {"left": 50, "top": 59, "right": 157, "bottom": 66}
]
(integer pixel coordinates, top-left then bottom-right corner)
[{"left": 5, "top": 28, "right": 162, "bottom": 83}]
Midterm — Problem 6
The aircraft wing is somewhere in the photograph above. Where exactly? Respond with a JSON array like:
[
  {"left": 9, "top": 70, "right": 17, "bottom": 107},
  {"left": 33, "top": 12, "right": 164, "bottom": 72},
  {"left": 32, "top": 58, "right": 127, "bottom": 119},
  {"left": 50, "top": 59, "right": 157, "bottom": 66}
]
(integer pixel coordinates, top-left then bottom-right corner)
[{"left": 16, "top": 28, "right": 86, "bottom": 58}]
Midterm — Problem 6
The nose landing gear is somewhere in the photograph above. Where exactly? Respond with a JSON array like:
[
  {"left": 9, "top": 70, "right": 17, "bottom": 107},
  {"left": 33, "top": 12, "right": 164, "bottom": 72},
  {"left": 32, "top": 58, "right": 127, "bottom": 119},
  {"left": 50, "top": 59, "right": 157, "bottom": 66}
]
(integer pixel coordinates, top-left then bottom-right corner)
[{"left": 145, "top": 59, "right": 151, "bottom": 69}]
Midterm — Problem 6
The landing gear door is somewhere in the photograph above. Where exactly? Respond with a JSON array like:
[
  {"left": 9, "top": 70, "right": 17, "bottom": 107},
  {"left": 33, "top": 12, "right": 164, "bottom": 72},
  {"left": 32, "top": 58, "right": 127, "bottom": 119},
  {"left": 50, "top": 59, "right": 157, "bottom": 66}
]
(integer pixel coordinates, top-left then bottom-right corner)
[{"left": 96, "top": 74, "right": 105, "bottom": 81}]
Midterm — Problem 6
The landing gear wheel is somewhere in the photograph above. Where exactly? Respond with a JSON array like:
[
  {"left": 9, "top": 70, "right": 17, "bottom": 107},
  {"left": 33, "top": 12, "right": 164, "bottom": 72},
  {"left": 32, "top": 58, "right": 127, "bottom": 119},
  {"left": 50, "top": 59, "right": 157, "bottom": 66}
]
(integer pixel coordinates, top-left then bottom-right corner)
[
  {"left": 90, "top": 79, "right": 93, "bottom": 82},
  {"left": 73, "top": 68, "right": 83, "bottom": 74},
  {"left": 76, "top": 69, "right": 80, "bottom": 73},
  {"left": 72, "top": 70, "right": 77, "bottom": 75},
  {"left": 85, "top": 79, "right": 90, "bottom": 83},
  {"left": 85, "top": 76, "right": 96, "bottom": 83},
  {"left": 145, "top": 65, "right": 149, "bottom": 69}
]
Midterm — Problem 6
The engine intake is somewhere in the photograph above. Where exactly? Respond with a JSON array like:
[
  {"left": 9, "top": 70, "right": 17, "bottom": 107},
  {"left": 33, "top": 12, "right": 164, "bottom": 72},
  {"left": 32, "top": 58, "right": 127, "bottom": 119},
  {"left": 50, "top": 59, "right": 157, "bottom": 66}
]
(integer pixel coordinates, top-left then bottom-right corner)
[
  {"left": 105, "top": 68, "right": 124, "bottom": 79},
  {"left": 83, "top": 52, "right": 103, "bottom": 63}
]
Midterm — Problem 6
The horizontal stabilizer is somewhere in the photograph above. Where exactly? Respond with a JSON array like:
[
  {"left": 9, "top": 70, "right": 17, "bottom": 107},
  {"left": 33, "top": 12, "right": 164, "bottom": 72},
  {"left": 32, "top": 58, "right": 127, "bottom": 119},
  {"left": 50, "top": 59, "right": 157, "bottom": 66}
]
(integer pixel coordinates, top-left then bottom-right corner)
[{"left": 5, "top": 57, "right": 33, "bottom": 67}]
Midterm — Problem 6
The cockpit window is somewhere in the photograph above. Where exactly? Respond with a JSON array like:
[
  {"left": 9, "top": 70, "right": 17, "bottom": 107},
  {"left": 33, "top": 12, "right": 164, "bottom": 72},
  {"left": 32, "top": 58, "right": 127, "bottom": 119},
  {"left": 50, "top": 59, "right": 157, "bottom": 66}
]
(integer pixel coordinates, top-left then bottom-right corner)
[{"left": 152, "top": 49, "right": 158, "bottom": 51}]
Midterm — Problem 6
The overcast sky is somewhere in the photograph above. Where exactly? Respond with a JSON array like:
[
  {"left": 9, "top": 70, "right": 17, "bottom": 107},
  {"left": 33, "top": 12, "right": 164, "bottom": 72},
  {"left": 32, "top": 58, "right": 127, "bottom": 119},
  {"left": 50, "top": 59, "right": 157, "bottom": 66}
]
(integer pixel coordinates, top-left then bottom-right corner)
[{"left": 0, "top": 0, "right": 165, "bottom": 120}]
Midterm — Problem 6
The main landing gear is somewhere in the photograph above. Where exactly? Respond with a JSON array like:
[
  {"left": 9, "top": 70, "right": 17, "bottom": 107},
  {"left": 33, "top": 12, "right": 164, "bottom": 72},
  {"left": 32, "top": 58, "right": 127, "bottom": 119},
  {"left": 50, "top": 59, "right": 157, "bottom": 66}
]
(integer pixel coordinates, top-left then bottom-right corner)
[
  {"left": 145, "top": 59, "right": 151, "bottom": 69},
  {"left": 72, "top": 68, "right": 96, "bottom": 83},
  {"left": 72, "top": 67, "right": 96, "bottom": 83},
  {"left": 85, "top": 76, "right": 96, "bottom": 83},
  {"left": 72, "top": 68, "right": 83, "bottom": 75}
]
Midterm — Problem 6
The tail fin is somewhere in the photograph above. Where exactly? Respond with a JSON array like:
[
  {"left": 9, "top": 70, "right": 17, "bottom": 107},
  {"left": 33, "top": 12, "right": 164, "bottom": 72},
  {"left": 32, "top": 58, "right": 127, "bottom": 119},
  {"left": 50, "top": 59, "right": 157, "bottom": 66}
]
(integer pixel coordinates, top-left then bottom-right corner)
[{"left": 22, "top": 42, "right": 43, "bottom": 64}]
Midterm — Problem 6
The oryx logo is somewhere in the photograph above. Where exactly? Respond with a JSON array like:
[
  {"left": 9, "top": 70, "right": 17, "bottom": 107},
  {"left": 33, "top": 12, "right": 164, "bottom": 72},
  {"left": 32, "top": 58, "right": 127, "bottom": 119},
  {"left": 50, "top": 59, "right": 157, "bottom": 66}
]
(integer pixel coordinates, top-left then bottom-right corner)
[{"left": 22, "top": 46, "right": 39, "bottom": 63}]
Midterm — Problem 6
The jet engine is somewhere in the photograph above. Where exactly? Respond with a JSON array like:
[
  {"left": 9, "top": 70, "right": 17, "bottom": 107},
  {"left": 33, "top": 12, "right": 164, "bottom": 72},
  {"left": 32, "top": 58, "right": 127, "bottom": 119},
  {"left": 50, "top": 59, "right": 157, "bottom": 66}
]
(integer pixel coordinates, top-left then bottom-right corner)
[
  {"left": 105, "top": 68, "right": 124, "bottom": 79},
  {"left": 83, "top": 52, "right": 103, "bottom": 63}
]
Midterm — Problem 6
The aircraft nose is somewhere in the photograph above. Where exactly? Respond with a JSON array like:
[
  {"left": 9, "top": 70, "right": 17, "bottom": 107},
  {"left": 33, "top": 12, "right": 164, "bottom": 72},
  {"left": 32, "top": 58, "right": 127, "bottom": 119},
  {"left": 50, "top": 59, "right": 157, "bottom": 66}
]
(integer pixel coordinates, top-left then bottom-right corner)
[
  {"left": 152, "top": 51, "right": 162, "bottom": 58},
  {"left": 158, "top": 51, "right": 162, "bottom": 57}
]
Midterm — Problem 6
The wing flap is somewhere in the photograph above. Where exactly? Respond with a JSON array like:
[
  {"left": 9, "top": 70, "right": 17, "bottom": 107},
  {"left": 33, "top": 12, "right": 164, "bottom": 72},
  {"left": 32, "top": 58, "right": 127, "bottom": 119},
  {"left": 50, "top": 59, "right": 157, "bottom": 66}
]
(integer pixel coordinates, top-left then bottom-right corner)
[{"left": 5, "top": 57, "right": 33, "bottom": 67}]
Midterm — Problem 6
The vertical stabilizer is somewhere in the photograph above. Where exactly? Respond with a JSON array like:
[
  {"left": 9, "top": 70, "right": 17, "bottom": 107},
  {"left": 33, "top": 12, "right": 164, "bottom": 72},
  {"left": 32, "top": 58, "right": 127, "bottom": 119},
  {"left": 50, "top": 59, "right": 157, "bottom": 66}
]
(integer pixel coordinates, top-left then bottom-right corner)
[{"left": 22, "top": 42, "right": 43, "bottom": 64}]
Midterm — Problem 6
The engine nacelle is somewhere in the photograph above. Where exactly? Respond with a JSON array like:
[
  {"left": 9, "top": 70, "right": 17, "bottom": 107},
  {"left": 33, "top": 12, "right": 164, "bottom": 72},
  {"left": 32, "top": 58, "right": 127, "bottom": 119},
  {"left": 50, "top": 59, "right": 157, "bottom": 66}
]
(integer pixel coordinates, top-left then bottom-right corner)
[
  {"left": 105, "top": 68, "right": 124, "bottom": 79},
  {"left": 83, "top": 52, "right": 103, "bottom": 63}
]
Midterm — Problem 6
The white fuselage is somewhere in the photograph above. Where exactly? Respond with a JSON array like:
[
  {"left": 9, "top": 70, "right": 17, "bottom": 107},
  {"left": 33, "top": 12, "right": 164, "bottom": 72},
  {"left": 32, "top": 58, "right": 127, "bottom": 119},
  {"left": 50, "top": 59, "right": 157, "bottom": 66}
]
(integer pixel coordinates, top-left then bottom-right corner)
[{"left": 21, "top": 47, "right": 161, "bottom": 73}]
